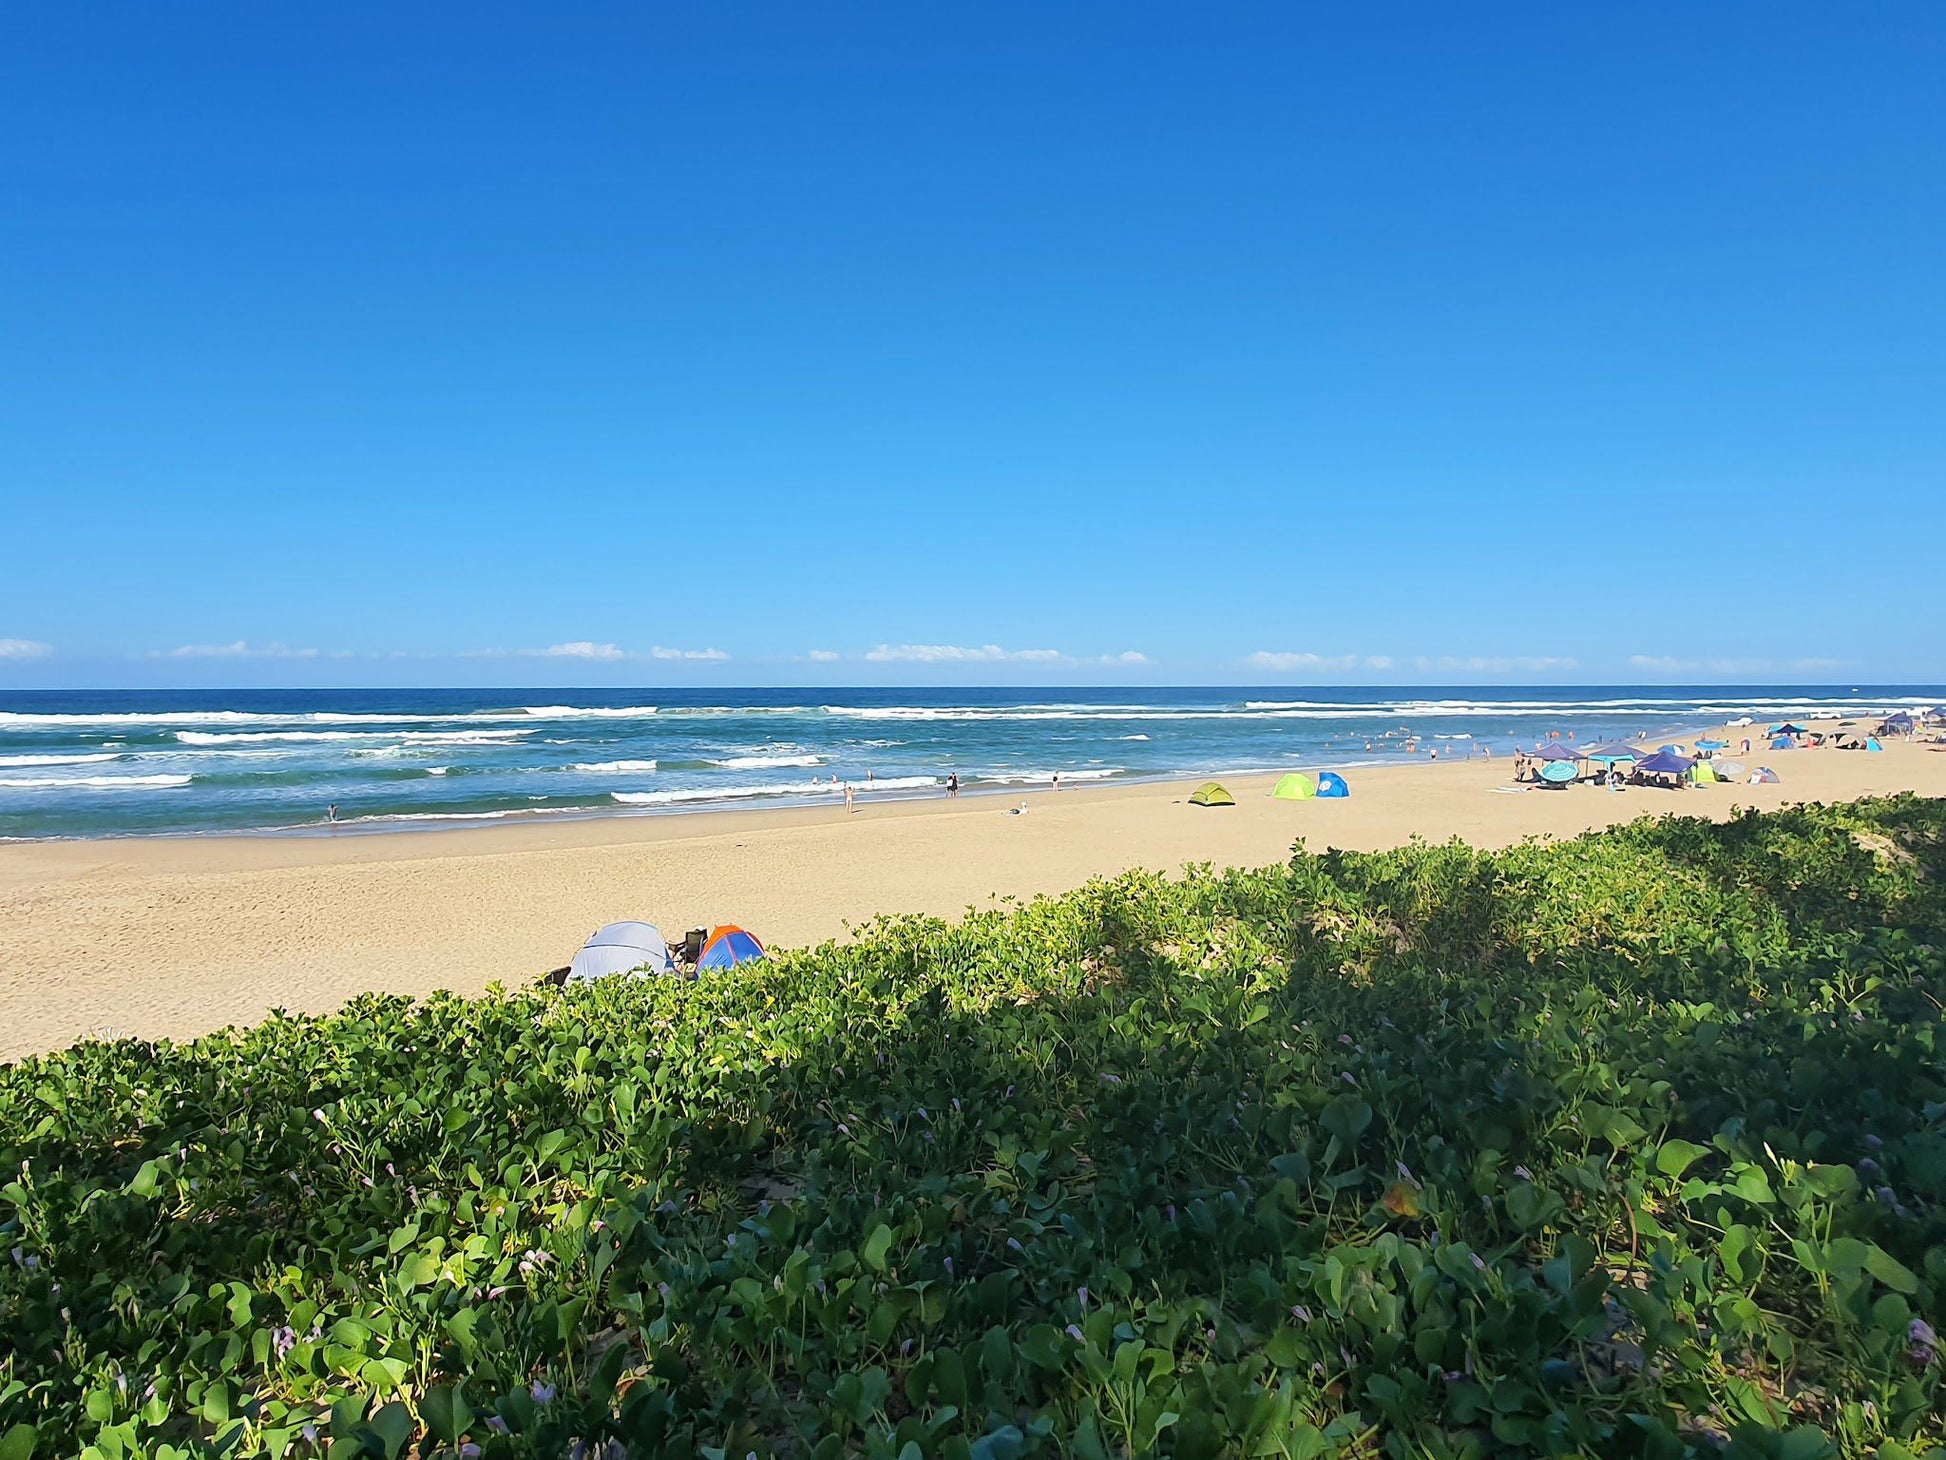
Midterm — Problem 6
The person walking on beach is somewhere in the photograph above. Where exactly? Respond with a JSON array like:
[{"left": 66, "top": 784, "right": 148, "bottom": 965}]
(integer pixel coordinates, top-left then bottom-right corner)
[
  {"left": 1052, "top": 772, "right": 1061, "bottom": 792},
  {"left": 326, "top": 803, "right": 339, "bottom": 824},
  {"left": 843, "top": 781, "right": 855, "bottom": 815},
  {"left": 947, "top": 772, "right": 959, "bottom": 798}
]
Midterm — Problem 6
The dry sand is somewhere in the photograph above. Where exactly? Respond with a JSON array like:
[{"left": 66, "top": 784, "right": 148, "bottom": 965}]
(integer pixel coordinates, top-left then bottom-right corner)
[{"left": 3, "top": 732, "right": 1942, "bottom": 1061}]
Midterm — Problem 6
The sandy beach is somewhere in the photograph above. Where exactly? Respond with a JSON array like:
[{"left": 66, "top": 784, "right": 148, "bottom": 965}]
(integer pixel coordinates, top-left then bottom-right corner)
[{"left": 2, "top": 732, "right": 1942, "bottom": 1061}]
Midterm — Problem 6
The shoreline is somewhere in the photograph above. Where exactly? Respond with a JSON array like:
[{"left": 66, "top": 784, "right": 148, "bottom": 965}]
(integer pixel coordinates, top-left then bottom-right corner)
[
  {"left": 0, "top": 723, "right": 1733, "bottom": 848},
  {"left": 3, "top": 730, "right": 1941, "bottom": 1061}
]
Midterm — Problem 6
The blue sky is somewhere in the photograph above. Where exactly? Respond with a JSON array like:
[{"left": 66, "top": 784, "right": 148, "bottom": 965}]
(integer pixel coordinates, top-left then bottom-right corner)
[{"left": 3, "top": 4, "right": 1942, "bottom": 688}]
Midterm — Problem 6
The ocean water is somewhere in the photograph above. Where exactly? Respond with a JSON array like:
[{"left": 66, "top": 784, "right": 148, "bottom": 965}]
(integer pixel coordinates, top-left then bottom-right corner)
[{"left": 0, "top": 686, "right": 1935, "bottom": 840}]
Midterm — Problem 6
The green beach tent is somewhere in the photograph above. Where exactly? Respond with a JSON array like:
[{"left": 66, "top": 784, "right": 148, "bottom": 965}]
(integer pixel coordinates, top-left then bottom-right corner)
[
  {"left": 1689, "top": 760, "right": 1719, "bottom": 785},
  {"left": 1272, "top": 773, "right": 1316, "bottom": 800},
  {"left": 1188, "top": 782, "right": 1235, "bottom": 807}
]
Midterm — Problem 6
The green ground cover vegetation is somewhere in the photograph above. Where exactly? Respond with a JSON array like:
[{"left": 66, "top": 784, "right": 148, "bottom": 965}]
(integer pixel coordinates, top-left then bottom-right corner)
[{"left": 3, "top": 797, "right": 1944, "bottom": 1459}]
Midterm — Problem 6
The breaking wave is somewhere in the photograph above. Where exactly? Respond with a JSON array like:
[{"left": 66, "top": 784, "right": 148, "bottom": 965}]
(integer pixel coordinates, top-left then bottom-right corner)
[
  {"left": 0, "top": 773, "right": 193, "bottom": 790},
  {"left": 613, "top": 775, "right": 937, "bottom": 807}
]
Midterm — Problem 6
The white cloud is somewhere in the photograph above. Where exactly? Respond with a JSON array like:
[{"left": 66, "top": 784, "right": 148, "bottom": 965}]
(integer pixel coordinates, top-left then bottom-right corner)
[
  {"left": 543, "top": 641, "right": 627, "bottom": 661},
  {"left": 1248, "top": 651, "right": 1384, "bottom": 672},
  {"left": 1101, "top": 650, "right": 1148, "bottom": 665},
  {"left": 1628, "top": 654, "right": 1699, "bottom": 673},
  {"left": 866, "top": 643, "right": 1063, "bottom": 664},
  {"left": 1791, "top": 656, "right": 1842, "bottom": 672},
  {"left": 162, "top": 641, "right": 320, "bottom": 660},
  {"left": 1251, "top": 651, "right": 1344, "bottom": 672},
  {"left": 805, "top": 649, "right": 841, "bottom": 663},
  {"left": 462, "top": 641, "right": 728, "bottom": 662},
  {"left": 0, "top": 638, "right": 52, "bottom": 659}
]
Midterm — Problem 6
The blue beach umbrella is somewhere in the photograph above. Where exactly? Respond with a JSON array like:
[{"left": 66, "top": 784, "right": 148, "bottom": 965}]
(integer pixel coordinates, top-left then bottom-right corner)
[
  {"left": 1538, "top": 761, "right": 1580, "bottom": 784},
  {"left": 1695, "top": 738, "right": 1729, "bottom": 751}
]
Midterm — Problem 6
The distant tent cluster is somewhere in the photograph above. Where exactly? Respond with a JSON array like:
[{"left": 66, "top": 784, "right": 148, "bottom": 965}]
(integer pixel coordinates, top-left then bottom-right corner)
[
  {"left": 1189, "top": 770, "right": 1352, "bottom": 808},
  {"left": 1516, "top": 733, "right": 1785, "bottom": 790},
  {"left": 560, "top": 920, "right": 766, "bottom": 984},
  {"left": 1270, "top": 772, "right": 1349, "bottom": 800}
]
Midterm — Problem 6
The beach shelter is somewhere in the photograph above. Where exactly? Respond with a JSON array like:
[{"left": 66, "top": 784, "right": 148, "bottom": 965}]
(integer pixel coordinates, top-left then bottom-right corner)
[
  {"left": 1749, "top": 767, "right": 1781, "bottom": 785},
  {"left": 1272, "top": 773, "right": 1316, "bottom": 800},
  {"left": 1315, "top": 772, "right": 1350, "bottom": 798},
  {"left": 567, "top": 921, "right": 675, "bottom": 982},
  {"left": 1714, "top": 760, "right": 1746, "bottom": 778},
  {"left": 1865, "top": 737, "right": 1883, "bottom": 751},
  {"left": 1634, "top": 749, "right": 1696, "bottom": 778},
  {"left": 1769, "top": 736, "right": 1795, "bottom": 750},
  {"left": 1538, "top": 761, "right": 1579, "bottom": 785},
  {"left": 1771, "top": 723, "right": 1806, "bottom": 736},
  {"left": 1531, "top": 743, "right": 1581, "bottom": 762},
  {"left": 1689, "top": 760, "right": 1719, "bottom": 785},
  {"left": 1695, "top": 738, "right": 1729, "bottom": 752},
  {"left": 1583, "top": 742, "right": 1641, "bottom": 764},
  {"left": 1658, "top": 743, "right": 1686, "bottom": 754},
  {"left": 1188, "top": 782, "right": 1235, "bottom": 807},
  {"left": 696, "top": 925, "right": 765, "bottom": 971}
]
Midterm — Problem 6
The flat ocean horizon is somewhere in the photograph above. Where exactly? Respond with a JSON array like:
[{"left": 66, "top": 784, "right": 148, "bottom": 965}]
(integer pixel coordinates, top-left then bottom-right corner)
[{"left": 0, "top": 685, "right": 1936, "bottom": 841}]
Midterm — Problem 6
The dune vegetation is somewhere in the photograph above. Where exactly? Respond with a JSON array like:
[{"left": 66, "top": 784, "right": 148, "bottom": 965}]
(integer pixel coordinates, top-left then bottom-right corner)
[{"left": 2, "top": 798, "right": 1944, "bottom": 1459}]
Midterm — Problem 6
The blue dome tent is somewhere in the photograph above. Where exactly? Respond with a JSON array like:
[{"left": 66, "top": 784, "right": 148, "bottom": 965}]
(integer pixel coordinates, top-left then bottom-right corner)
[
  {"left": 1315, "top": 772, "right": 1350, "bottom": 798},
  {"left": 696, "top": 925, "right": 765, "bottom": 971}
]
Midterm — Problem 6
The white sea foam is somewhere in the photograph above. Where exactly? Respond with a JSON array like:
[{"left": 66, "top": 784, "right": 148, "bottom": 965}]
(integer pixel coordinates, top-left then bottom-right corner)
[
  {"left": 520, "top": 705, "right": 659, "bottom": 719},
  {"left": 1120, "top": 734, "right": 1151, "bottom": 741},
  {"left": 708, "top": 754, "right": 823, "bottom": 769},
  {"left": 337, "top": 807, "right": 542, "bottom": 826},
  {"left": 569, "top": 759, "right": 660, "bottom": 773},
  {"left": 426, "top": 767, "right": 449, "bottom": 776},
  {"left": 0, "top": 773, "right": 192, "bottom": 790},
  {"left": 974, "top": 769, "right": 1124, "bottom": 785},
  {"left": 612, "top": 775, "right": 937, "bottom": 807},
  {"left": 0, "top": 751, "right": 121, "bottom": 768},
  {"left": 176, "top": 728, "right": 531, "bottom": 746}
]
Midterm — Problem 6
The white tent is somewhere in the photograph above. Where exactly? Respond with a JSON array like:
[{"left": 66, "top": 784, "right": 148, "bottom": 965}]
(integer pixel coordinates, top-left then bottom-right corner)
[{"left": 567, "top": 921, "right": 674, "bottom": 982}]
